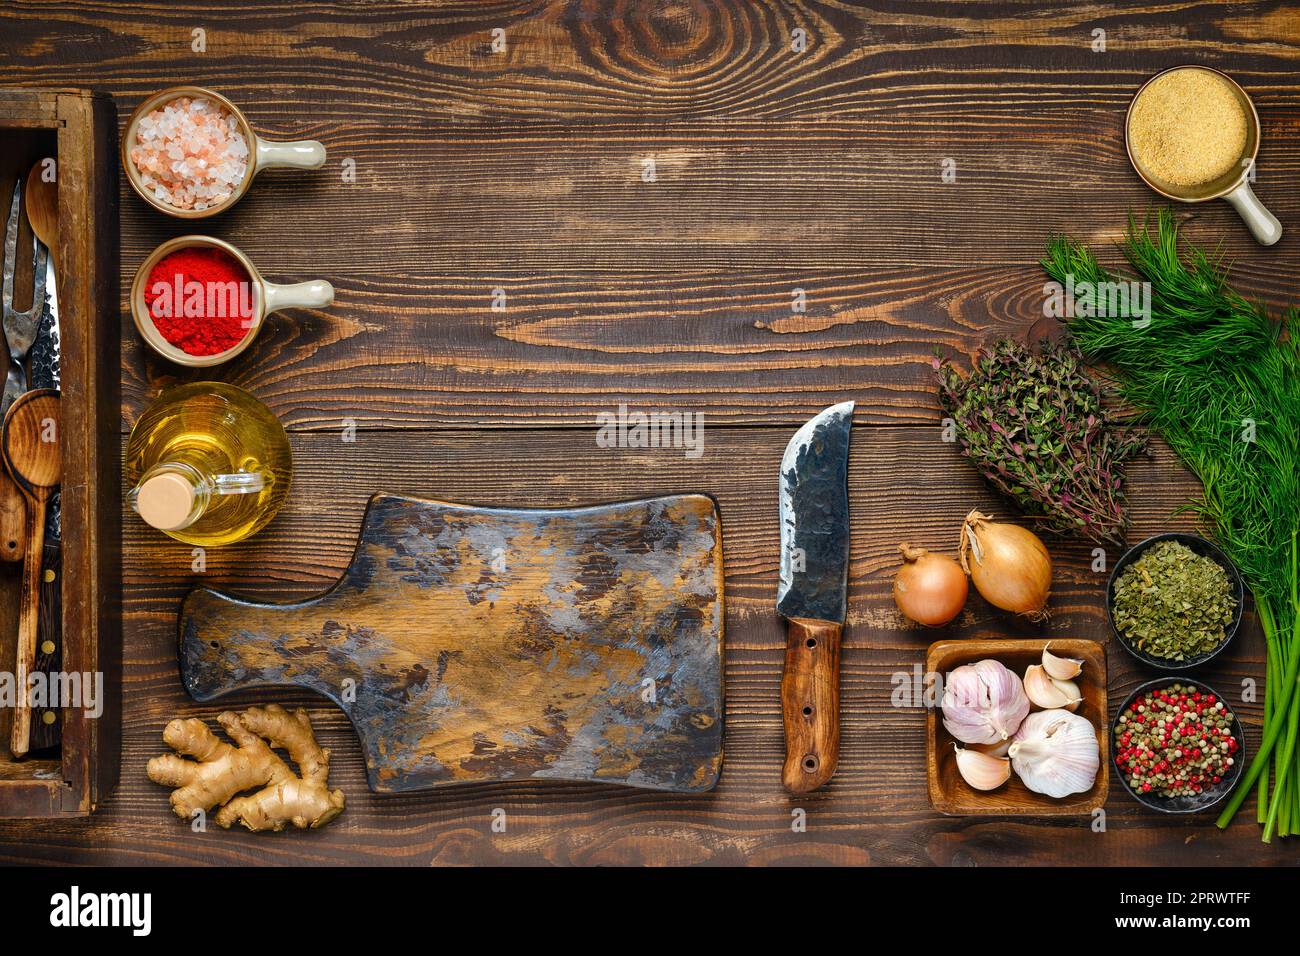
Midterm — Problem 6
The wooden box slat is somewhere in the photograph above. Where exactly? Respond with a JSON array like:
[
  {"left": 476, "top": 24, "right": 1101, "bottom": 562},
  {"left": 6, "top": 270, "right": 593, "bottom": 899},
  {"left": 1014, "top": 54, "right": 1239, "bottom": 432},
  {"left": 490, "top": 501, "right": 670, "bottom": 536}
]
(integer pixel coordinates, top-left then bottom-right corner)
[{"left": 0, "top": 87, "right": 120, "bottom": 817}]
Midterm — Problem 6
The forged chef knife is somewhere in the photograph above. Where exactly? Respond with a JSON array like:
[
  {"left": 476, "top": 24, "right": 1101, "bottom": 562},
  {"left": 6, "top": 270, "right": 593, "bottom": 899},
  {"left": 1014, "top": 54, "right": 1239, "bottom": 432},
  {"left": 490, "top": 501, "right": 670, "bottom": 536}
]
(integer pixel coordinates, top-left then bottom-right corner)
[
  {"left": 778, "top": 401, "right": 853, "bottom": 793},
  {"left": 26, "top": 245, "right": 60, "bottom": 752}
]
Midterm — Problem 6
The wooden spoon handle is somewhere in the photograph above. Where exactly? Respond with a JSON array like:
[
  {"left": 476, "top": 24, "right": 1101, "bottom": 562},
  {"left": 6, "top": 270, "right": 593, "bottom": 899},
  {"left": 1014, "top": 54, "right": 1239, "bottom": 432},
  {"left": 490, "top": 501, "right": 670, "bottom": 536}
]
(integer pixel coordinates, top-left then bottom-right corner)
[
  {"left": 9, "top": 494, "right": 45, "bottom": 757},
  {"left": 781, "top": 617, "right": 842, "bottom": 793},
  {"left": 0, "top": 472, "right": 26, "bottom": 562}
]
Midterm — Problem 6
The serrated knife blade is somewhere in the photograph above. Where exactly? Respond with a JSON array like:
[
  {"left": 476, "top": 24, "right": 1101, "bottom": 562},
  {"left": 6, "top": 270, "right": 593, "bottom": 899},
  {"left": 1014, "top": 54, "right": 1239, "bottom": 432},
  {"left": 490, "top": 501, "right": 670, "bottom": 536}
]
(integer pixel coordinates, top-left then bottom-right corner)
[
  {"left": 30, "top": 256, "right": 59, "bottom": 391},
  {"left": 27, "top": 246, "right": 61, "bottom": 752},
  {"left": 777, "top": 401, "right": 853, "bottom": 793}
]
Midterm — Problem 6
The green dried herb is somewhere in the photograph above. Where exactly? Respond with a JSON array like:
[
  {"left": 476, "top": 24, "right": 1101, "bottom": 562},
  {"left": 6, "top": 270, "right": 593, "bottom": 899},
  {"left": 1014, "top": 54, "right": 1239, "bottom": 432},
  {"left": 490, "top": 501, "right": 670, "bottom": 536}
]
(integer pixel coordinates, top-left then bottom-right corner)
[
  {"left": 1112, "top": 541, "right": 1236, "bottom": 661},
  {"left": 936, "top": 338, "right": 1146, "bottom": 543}
]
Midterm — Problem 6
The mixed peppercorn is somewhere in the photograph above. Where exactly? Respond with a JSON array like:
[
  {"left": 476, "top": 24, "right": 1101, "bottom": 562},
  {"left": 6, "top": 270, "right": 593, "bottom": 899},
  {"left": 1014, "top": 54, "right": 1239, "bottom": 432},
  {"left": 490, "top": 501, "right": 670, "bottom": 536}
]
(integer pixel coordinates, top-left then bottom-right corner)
[{"left": 1113, "top": 683, "right": 1238, "bottom": 798}]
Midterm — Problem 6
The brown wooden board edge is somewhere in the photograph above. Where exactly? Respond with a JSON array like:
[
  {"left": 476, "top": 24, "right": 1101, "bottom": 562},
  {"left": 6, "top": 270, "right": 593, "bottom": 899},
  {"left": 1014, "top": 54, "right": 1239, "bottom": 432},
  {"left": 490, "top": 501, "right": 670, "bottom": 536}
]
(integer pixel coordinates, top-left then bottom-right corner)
[{"left": 925, "top": 638, "right": 1109, "bottom": 817}]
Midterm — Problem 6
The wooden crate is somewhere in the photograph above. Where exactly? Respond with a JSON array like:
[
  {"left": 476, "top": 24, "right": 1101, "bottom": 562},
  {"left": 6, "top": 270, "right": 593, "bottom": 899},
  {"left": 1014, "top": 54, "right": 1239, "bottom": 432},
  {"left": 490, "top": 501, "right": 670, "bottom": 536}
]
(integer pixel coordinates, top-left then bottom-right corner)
[{"left": 0, "top": 88, "right": 121, "bottom": 816}]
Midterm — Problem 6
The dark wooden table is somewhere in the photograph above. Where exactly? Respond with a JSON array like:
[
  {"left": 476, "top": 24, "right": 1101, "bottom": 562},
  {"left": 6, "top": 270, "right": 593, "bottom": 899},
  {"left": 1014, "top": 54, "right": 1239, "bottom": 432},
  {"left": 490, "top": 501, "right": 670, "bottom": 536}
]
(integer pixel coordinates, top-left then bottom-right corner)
[{"left": 1, "top": 0, "right": 1297, "bottom": 865}]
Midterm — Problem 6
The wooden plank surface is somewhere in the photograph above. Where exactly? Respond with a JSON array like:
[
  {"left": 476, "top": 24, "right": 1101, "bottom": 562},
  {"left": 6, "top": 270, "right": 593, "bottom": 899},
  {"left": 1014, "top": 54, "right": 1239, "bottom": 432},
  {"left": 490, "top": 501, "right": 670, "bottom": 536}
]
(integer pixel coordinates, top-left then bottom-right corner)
[
  {"left": 1, "top": 0, "right": 1298, "bottom": 864},
  {"left": 2, "top": 428, "right": 1296, "bottom": 865}
]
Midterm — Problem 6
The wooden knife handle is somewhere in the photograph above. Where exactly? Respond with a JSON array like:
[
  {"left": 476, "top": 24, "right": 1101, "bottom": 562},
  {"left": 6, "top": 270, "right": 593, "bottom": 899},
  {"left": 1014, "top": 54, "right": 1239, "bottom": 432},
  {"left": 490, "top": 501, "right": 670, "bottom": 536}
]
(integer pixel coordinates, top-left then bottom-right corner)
[
  {"left": 27, "top": 528, "right": 60, "bottom": 752},
  {"left": 781, "top": 617, "right": 841, "bottom": 793},
  {"left": 9, "top": 493, "right": 46, "bottom": 757},
  {"left": 0, "top": 471, "right": 26, "bottom": 562}
]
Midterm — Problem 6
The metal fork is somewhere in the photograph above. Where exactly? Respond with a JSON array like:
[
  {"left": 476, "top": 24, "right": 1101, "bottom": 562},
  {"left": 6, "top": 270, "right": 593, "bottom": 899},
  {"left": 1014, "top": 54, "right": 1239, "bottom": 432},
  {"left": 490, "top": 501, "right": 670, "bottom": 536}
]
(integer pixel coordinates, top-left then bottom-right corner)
[{"left": 2, "top": 178, "right": 47, "bottom": 417}]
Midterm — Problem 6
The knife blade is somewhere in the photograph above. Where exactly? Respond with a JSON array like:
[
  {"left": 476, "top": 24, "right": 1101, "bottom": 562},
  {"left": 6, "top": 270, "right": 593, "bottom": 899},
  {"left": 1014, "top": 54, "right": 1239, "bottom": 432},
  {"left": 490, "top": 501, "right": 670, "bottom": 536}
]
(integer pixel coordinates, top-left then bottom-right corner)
[
  {"left": 30, "top": 254, "right": 59, "bottom": 391},
  {"left": 26, "top": 250, "right": 60, "bottom": 752},
  {"left": 777, "top": 401, "right": 853, "bottom": 792}
]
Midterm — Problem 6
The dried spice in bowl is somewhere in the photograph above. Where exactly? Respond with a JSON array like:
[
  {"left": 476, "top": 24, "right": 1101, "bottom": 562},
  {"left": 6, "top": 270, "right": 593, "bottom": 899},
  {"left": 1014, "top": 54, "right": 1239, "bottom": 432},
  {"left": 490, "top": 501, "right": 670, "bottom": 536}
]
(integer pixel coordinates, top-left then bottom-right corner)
[
  {"left": 142, "top": 245, "right": 255, "bottom": 357},
  {"left": 1111, "top": 540, "right": 1237, "bottom": 662}
]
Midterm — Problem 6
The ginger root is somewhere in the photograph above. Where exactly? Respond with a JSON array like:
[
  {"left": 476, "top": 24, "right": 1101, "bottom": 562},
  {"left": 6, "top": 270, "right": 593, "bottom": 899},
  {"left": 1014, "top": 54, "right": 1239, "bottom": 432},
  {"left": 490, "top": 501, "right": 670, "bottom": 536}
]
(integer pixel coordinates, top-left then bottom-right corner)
[{"left": 147, "top": 704, "right": 345, "bottom": 832}]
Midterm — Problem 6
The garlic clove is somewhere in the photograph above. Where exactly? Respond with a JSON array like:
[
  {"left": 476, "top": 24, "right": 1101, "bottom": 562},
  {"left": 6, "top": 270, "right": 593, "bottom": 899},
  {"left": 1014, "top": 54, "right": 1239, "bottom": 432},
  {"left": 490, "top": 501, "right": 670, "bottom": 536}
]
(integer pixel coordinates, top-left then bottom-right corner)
[
  {"left": 1042, "top": 642, "right": 1084, "bottom": 680},
  {"left": 1051, "top": 676, "right": 1084, "bottom": 712},
  {"left": 1023, "top": 664, "right": 1076, "bottom": 709},
  {"left": 953, "top": 744, "right": 1011, "bottom": 791}
]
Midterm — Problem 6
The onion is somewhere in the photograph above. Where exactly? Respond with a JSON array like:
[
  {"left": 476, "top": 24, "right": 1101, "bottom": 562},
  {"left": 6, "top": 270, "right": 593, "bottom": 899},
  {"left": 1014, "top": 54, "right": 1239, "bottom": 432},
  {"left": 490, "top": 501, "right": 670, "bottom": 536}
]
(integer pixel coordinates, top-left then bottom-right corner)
[
  {"left": 958, "top": 511, "right": 1052, "bottom": 621},
  {"left": 893, "top": 544, "right": 968, "bottom": 626}
]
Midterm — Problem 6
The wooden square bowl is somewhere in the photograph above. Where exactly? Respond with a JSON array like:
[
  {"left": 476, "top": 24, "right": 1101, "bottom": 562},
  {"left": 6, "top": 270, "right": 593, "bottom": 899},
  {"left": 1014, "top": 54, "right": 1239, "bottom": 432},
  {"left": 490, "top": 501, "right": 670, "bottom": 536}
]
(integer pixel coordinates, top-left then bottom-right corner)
[{"left": 926, "top": 638, "right": 1109, "bottom": 816}]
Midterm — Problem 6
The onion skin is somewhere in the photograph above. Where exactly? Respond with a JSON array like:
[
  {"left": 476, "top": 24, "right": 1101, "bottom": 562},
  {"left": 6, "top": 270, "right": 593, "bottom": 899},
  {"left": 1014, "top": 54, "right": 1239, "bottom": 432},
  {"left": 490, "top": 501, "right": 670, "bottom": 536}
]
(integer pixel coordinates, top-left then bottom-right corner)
[
  {"left": 893, "top": 544, "right": 968, "bottom": 626},
  {"left": 959, "top": 511, "right": 1053, "bottom": 621}
]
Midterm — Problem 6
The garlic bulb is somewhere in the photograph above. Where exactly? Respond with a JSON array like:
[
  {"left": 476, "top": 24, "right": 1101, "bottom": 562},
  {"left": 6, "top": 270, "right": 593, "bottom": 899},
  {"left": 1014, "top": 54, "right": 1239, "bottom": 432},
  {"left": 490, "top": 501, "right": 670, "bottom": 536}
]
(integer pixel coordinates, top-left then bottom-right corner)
[
  {"left": 954, "top": 744, "right": 1010, "bottom": 791},
  {"left": 1008, "top": 709, "right": 1099, "bottom": 798},
  {"left": 1023, "top": 664, "right": 1084, "bottom": 710},
  {"left": 1042, "top": 642, "right": 1083, "bottom": 680},
  {"left": 941, "top": 659, "right": 1030, "bottom": 744}
]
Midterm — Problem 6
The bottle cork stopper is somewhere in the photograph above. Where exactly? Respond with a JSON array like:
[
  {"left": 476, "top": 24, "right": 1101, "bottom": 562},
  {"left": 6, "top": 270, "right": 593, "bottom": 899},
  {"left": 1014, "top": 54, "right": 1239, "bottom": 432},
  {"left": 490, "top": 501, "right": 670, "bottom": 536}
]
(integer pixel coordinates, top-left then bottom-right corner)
[{"left": 137, "top": 472, "right": 196, "bottom": 531}]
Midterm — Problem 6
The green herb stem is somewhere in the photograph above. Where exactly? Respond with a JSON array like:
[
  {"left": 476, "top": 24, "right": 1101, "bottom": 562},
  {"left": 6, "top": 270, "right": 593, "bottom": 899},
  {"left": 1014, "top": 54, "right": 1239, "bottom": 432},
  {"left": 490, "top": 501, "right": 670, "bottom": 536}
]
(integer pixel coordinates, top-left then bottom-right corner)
[
  {"left": 1260, "top": 600, "right": 1278, "bottom": 823},
  {"left": 1263, "top": 682, "right": 1300, "bottom": 842},
  {"left": 1216, "top": 562, "right": 1300, "bottom": 829}
]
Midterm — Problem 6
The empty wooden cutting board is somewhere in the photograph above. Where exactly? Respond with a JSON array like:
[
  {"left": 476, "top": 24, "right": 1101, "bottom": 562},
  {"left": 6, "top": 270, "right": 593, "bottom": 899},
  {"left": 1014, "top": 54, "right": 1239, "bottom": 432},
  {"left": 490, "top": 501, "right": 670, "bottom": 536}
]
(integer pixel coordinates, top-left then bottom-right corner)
[{"left": 179, "top": 493, "right": 725, "bottom": 793}]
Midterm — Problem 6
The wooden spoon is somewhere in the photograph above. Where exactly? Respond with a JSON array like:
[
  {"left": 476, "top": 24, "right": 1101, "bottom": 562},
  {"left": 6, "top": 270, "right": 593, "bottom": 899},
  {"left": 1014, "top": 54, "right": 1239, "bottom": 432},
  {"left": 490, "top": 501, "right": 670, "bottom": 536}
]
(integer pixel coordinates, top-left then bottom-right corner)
[
  {"left": 24, "top": 165, "right": 58, "bottom": 275},
  {"left": 3, "top": 389, "right": 60, "bottom": 757}
]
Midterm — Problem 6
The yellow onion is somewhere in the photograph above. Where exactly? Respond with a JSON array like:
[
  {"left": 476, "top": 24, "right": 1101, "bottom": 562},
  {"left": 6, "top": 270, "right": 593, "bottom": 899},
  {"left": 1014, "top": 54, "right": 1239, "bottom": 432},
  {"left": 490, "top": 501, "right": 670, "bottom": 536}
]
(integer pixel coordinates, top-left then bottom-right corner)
[
  {"left": 958, "top": 511, "right": 1052, "bottom": 621},
  {"left": 893, "top": 544, "right": 968, "bottom": 626}
]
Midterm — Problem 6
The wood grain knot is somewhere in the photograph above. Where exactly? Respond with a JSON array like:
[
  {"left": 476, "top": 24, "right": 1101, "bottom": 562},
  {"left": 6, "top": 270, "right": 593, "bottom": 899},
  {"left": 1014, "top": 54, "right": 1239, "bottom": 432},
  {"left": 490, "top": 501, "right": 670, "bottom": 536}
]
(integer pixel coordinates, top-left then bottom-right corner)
[{"left": 572, "top": 0, "right": 803, "bottom": 86}]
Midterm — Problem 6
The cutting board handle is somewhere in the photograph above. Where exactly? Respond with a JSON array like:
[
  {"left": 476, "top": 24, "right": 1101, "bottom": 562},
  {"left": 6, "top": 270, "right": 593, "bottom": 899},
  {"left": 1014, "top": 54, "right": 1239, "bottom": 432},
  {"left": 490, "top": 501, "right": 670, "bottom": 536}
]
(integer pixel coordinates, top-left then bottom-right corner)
[{"left": 180, "top": 588, "right": 357, "bottom": 707}]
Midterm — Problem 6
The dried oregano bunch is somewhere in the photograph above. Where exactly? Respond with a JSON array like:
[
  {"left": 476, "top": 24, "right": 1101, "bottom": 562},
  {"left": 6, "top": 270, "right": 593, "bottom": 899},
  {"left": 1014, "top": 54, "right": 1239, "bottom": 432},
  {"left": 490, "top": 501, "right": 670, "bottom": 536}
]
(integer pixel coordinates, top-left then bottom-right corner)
[{"left": 936, "top": 338, "right": 1146, "bottom": 544}]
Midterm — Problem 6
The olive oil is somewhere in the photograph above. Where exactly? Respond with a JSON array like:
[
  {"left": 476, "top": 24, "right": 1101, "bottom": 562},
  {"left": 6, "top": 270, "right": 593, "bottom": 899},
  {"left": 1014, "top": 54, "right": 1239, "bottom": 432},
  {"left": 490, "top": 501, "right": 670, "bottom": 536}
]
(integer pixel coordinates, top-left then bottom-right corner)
[{"left": 125, "top": 382, "right": 291, "bottom": 546}]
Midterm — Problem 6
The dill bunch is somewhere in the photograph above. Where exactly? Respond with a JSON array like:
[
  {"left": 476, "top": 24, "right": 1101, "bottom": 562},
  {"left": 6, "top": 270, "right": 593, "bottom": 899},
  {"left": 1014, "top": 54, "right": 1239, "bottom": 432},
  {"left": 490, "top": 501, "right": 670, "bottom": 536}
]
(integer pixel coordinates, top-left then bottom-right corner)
[{"left": 1043, "top": 209, "right": 1300, "bottom": 841}]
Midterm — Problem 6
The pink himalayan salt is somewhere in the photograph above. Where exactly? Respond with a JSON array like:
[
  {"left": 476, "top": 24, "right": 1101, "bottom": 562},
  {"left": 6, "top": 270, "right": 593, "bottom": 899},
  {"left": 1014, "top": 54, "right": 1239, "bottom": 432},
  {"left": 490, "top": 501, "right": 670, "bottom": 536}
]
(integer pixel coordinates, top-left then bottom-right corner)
[{"left": 129, "top": 96, "right": 249, "bottom": 211}]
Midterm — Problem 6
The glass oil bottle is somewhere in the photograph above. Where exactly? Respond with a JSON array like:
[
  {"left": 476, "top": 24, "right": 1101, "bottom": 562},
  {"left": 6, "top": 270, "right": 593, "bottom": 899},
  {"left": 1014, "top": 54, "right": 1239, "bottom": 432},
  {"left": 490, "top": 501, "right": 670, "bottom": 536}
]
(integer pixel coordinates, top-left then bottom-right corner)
[{"left": 125, "top": 381, "right": 292, "bottom": 546}]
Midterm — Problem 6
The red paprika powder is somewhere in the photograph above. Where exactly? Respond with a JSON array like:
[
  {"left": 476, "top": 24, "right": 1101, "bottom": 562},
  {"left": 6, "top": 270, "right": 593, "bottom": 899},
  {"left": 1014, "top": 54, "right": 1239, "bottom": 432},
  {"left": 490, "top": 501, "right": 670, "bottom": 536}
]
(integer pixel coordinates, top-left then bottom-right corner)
[{"left": 143, "top": 246, "right": 255, "bottom": 356}]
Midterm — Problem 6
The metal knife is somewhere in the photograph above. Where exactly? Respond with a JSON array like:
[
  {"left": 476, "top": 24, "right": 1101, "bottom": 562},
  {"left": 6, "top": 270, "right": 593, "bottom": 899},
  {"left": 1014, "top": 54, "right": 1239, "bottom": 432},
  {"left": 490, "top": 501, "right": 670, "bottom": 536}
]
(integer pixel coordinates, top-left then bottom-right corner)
[
  {"left": 26, "top": 246, "right": 60, "bottom": 752},
  {"left": 777, "top": 401, "right": 854, "bottom": 793}
]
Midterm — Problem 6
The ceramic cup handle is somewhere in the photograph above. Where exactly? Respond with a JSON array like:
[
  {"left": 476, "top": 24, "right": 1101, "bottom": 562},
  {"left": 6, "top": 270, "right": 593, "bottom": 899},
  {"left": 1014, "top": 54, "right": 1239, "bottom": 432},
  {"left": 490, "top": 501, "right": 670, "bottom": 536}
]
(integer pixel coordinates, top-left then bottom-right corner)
[
  {"left": 255, "top": 137, "right": 327, "bottom": 171},
  {"left": 1224, "top": 181, "right": 1282, "bottom": 246},
  {"left": 264, "top": 279, "right": 335, "bottom": 314}
]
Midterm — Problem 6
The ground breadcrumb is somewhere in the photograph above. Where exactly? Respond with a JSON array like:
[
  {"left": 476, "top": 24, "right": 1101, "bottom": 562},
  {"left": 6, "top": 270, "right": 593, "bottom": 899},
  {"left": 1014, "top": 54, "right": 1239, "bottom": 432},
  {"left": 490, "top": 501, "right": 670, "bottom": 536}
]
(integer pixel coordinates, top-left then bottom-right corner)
[{"left": 1128, "top": 68, "right": 1248, "bottom": 188}]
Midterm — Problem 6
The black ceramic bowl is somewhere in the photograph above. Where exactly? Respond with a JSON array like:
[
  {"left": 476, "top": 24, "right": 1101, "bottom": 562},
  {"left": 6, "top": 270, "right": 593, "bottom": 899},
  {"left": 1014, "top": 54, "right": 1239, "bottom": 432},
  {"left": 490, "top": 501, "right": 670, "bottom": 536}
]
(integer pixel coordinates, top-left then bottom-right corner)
[
  {"left": 1107, "top": 533, "right": 1244, "bottom": 671},
  {"left": 1111, "top": 677, "right": 1245, "bottom": 814}
]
